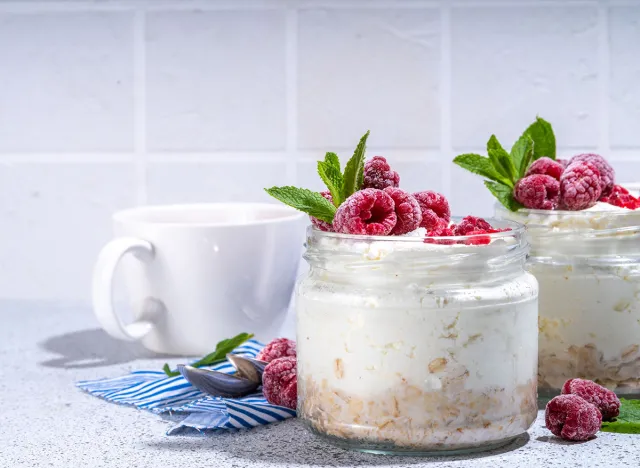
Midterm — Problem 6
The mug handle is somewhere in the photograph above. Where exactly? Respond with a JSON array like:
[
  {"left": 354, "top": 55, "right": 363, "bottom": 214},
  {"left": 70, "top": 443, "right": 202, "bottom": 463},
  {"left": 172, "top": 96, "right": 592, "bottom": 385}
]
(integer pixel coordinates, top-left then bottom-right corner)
[{"left": 92, "top": 237, "right": 161, "bottom": 341}]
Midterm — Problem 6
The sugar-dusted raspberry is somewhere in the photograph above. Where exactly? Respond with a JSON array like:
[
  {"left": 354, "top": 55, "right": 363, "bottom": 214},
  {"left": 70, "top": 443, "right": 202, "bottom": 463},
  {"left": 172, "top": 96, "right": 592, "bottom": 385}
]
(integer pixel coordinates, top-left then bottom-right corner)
[
  {"left": 363, "top": 156, "right": 400, "bottom": 190},
  {"left": 560, "top": 161, "right": 602, "bottom": 211},
  {"left": 570, "top": 153, "right": 615, "bottom": 196},
  {"left": 545, "top": 394, "right": 602, "bottom": 441},
  {"left": 262, "top": 356, "right": 297, "bottom": 409},
  {"left": 413, "top": 191, "right": 451, "bottom": 231},
  {"left": 256, "top": 337, "right": 297, "bottom": 363},
  {"left": 514, "top": 174, "right": 560, "bottom": 210},
  {"left": 600, "top": 185, "right": 640, "bottom": 210},
  {"left": 463, "top": 230, "right": 492, "bottom": 245},
  {"left": 561, "top": 378, "right": 620, "bottom": 421},
  {"left": 383, "top": 187, "right": 422, "bottom": 235},
  {"left": 424, "top": 220, "right": 456, "bottom": 245},
  {"left": 525, "top": 157, "right": 565, "bottom": 181},
  {"left": 310, "top": 191, "right": 334, "bottom": 232},
  {"left": 556, "top": 158, "right": 570, "bottom": 168},
  {"left": 453, "top": 216, "right": 492, "bottom": 236},
  {"left": 333, "top": 188, "right": 397, "bottom": 236}
]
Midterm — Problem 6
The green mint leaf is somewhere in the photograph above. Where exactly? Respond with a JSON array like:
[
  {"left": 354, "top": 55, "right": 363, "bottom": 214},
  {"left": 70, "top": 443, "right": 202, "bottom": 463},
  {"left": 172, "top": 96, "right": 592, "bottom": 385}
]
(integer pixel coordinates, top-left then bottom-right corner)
[
  {"left": 342, "top": 130, "right": 370, "bottom": 199},
  {"left": 324, "top": 152, "right": 341, "bottom": 173},
  {"left": 510, "top": 134, "right": 534, "bottom": 178},
  {"left": 162, "top": 332, "right": 255, "bottom": 377},
  {"left": 601, "top": 399, "right": 640, "bottom": 434},
  {"left": 265, "top": 186, "right": 336, "bottom": 224},
  {"left": 162, "top": 363, "right": 179, "bottom": 377},
  {"left": 487, "top": 135, "right": 517, "bottom": 182},
  {"left": 484, "top": 180, "right": 523, "bottom": 212},
  {"left": 522, "top": 116, "right": 556, "bottom": 160},
  {"left": 453, "top": 153, "right": 513, "bottom": 187},
  {"left": 317, "top": 159, "right": 343, "bottom": 207}
]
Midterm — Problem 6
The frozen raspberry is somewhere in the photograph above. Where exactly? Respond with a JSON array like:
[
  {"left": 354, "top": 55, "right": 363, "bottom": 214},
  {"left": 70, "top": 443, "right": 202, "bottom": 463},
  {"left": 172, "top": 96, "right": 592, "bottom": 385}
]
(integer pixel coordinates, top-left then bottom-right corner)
[
  {"left": 262, "top": 356, "right": 297, "bottom": 410},
  {"left": 570, "top": 153, "right": 615, "bottom": 196},
  {"left": 256, "top": 337, "right": 297, "bottom": 363},
  {"left": 600, "top": 185, "right": 640, "bottom": 210},
  {"left": 545, "top": 394, "right": 602, "bottom": 441},
  {"left": 556, "top": 158, "right": 570, "bottom": 168},
  {"left": 424, "top": 220, "right": 456, "bottom": 245},
  {"left": 561, "top": 378, "right": 620, "bottom": 421},
  {"left": 310, "top": 191, "right": 334, "bottom": 232},
  {"left": 525, "top": 157, "right": 565, "bottom": 181},
  {"left": 413, "top": 191, "right": 451, "bottom": 230},
  {"left": 453, "top": 216, "right": 492, "bottom": 236},
  {"left": 463, "top": 230, "right": 492, "bottom": 245},
  {"left": 363, "top": 156, "right": 400, "bottom": 190},
  {"left": 514, "top": 174, "right": 560, "bottom": 210},
  {"left": 382, "top": 187, "right": 422, "bottom": 235},
  {"left": 333, "top": 188, "right": 397, "bottom": 236},
  {"left": 559, "top": 161, "right": 602, "bottom": 211}
]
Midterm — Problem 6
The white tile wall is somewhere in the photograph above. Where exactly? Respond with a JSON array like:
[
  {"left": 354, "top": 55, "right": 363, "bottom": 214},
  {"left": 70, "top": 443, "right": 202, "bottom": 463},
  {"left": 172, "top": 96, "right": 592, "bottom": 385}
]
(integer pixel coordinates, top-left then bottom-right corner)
[{"left": 0, "top": 0, "right": 639, "bottom": 302}]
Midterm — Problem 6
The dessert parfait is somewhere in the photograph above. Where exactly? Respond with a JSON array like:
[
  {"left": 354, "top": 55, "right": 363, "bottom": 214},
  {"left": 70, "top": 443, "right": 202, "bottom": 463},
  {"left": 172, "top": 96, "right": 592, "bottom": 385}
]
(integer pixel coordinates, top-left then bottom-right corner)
[
  {"left": 265, "top": 132, "right": 538, "bottom": 455},
  {"left": 454, "top": 117, "right": 640, "bottom": 397}
]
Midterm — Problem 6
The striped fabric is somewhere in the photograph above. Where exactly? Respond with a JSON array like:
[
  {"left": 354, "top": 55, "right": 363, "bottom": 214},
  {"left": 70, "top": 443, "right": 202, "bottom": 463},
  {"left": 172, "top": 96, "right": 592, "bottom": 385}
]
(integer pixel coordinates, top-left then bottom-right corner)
[{"left": 76, "top": 339, "right": 296, "bottom": 434}]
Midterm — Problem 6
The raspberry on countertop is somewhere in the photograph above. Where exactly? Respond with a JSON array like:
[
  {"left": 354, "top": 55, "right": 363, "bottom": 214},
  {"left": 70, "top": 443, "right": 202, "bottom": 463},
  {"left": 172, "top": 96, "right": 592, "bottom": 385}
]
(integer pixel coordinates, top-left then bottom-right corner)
[
  {"left": 262, "top": 356, "right": 297, "bottom": 410},
  {"left": 545, "top": 394, "right": 602, "bottom": 441},
  {"left": 562, "top": 378, "right": 620, "bottom": 421}
]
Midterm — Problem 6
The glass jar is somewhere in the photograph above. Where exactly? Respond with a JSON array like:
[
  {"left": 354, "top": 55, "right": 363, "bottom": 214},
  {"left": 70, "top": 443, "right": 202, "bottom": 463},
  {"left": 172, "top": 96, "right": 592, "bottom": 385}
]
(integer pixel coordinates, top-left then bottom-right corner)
[
  {"left": 295, "top": 220, "right": 538, "bottom": 455},
  {"left": 496, "top": 205, "right": 640, "bottom": 397}
]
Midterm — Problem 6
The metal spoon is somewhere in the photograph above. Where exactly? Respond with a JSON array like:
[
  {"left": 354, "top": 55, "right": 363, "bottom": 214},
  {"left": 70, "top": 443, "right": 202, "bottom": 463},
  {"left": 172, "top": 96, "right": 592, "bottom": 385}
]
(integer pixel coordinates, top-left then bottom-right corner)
[
  {"left": 177, "top": 364, "right": 259, "bottom": 398},
  {"left": 226, "top": 354, "right": 269, "bottom": 384}
]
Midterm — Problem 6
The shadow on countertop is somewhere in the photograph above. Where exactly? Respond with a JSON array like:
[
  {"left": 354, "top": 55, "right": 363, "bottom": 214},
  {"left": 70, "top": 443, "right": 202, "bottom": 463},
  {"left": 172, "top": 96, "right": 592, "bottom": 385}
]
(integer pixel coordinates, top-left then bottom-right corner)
[
  {"left": 144, "top": 419, "right": 530, "bottom": 467},
  {"left": 38, "top": 328, "right": 173, "bottom": 368}
]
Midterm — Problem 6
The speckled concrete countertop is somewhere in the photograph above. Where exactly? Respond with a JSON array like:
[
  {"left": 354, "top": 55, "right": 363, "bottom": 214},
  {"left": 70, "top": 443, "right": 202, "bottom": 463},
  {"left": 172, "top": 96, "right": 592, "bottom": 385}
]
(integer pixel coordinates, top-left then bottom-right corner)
[{"left": 2, "top": 300, "right": 639, "bottom": 468}]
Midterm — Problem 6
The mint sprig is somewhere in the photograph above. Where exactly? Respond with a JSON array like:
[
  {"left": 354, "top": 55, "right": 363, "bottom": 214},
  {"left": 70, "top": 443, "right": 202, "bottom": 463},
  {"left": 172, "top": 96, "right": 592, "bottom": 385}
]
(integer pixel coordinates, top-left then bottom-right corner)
[
  {"left": 523, "top": 116, "right": 556, "bottom": 161},
  {"left": 317, "top": 152, "right": 343, "bottom": 207},
  {"left": 264, "top": 131, "right": 370, "bottom": 224},
  {"left": 453, "top": 117, "right": 556, "bottom": 212},
  {"left": 601, "top": 399, "right": 640, "bottom": 434},
  {"left": 163, "top": 332, "right": 254, "bottom": 377},
  {"left": 342, "top": 130, "right": 370, "bottom": 200},
  {"left": 264, "top": 186, "right": 336, "bottom": 224}
]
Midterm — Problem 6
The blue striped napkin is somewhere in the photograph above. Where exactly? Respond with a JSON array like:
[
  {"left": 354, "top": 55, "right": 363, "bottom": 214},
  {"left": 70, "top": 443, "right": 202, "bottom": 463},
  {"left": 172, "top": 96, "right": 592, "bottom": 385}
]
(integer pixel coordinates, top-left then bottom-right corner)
[{"left": 76, "top": 339, "right": 296, "bottom": 434}]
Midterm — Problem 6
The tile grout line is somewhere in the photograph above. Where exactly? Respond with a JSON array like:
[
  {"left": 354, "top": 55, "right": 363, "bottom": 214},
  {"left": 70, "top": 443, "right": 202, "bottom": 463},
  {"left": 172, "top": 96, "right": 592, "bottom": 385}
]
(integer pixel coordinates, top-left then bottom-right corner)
[
  {"left": 134, "top": 7, "right": 148, "bottom": 206},
  {"left": 439, "top": 3, "right": 452, "bottom": 199},
  {"left": 597, "top": 1, "right": 610, "bottom": 156},
  {"left": 285, "top": 7, "right": 298, "bottom": 186}
]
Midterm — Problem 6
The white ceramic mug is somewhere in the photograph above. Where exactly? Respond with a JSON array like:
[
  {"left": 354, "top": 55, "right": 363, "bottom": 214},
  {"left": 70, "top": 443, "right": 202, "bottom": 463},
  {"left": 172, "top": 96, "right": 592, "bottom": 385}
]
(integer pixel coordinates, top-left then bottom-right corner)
[{"left": 92, "top": 203, "right": 305, "bottom": 355}]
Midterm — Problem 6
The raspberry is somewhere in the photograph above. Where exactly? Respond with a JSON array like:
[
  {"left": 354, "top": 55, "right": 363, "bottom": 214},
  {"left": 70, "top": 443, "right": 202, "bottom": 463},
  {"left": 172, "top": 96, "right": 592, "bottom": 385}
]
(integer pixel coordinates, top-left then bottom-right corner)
[
  {"left": 463, "top": 230, "right": 492, "bottom": 245},
  {"left": 310, "top": 191, "right": 334, "bottom": 232},
  {"left": 559, "top": 161, "right": 602, "bottom": 211},
  {"left": 525, "top": 157, "right": 565, "bottom": 181},
  {"left": 453, "top": 216, "right": 492, "bottom": 236},
  {"left": 600, "top": 185, "right": 640, "bottom": 210},
  {"left": 256, "top": 337, "right": 297, "bottom": 363},
  {"left": 570, "top": 153, "right": 615, "bottom": 196},
  {"left": 556, "top": 158, "right": 570, "bottom": 168},
  {"left": 413, "top": 191, "right": 451, "bottom": 230},
  {"left": 333, "top": 188, "right": 397, "bottom": 236},
  {"left": 514, "top": 174, "right": 560, "bottom": 210},
  {"left": 262, "top": 356, "right": 297, "bottom": 410},
  {"left": 545, "top": 394, "right": 602, "bottom": 441},
  {"left": 383, "top": 188, "right": 422, "bottom": 235},
  {"left": 424, "top": 220, "right": 456, "bottom": 245},
  {"left": 363, "top": 156, "right": 400, "bottom": 190},
  {"left": 561, "top": 378, "right": 620, "bottom": 421}
]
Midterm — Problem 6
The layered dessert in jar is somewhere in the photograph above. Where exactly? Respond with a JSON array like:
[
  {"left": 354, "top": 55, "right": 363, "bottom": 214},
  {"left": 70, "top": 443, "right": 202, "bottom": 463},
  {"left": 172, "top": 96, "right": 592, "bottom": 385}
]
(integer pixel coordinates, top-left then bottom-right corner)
[
  {"left": 266, "top": 132, "right": 538, "bottom": 455},
  {"left": 454, "top": 117, "right": 640, "bottom": 397}
]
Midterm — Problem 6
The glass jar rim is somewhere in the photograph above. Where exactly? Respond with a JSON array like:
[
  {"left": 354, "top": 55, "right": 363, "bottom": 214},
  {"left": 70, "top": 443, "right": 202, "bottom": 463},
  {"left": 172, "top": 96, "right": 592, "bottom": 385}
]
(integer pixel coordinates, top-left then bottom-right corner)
[{"left": 311, "top": 216, "right": 525, "bottom": 243}]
